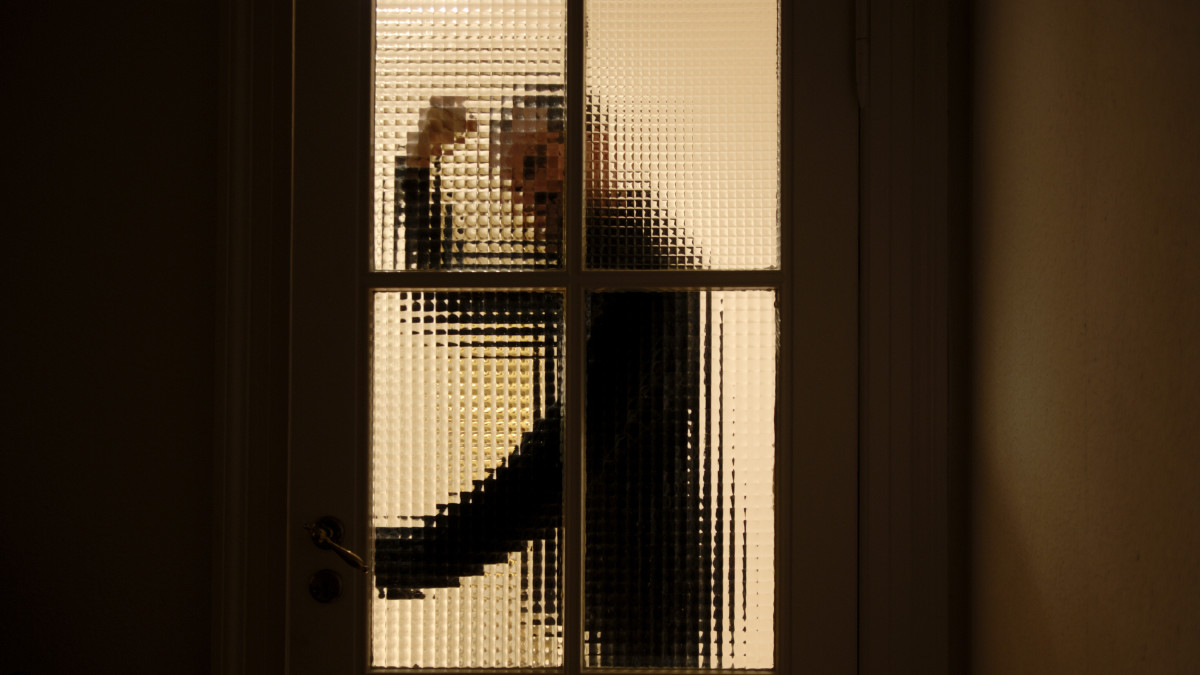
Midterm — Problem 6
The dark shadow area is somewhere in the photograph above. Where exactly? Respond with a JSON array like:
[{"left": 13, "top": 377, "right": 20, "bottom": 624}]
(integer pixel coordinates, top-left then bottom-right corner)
[{"left": 2, "top": 2, "right": 219, "bottom": 672}]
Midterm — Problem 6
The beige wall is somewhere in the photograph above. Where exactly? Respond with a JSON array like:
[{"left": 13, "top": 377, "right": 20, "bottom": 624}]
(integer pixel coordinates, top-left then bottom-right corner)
[{"left": 971, "top": 1, "right": 1200, "bottom": 672}]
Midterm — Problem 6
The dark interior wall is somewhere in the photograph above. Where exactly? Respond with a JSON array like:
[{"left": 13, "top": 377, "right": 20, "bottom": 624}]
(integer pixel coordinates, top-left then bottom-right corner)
[
  {"left": 971, "top": 0, "right": 1200, "bottom": 672},
  {"left": 3, "top": 2, "right": 218, "bottom": 672}
]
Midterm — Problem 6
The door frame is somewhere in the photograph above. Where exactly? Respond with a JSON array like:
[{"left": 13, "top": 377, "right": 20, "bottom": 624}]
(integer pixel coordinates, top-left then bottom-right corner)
[
  {"left": 214, "top": 0, "right": 969, "bottom": 672},
  {"left": 214, "top": 0, "right": 292, "bottom": 671},
  {"left": 857, "top": 0, "right": 971, "bottom": 672}
]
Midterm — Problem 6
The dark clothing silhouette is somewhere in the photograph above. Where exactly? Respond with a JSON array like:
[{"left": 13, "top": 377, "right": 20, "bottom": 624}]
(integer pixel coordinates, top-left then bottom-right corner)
[{"left": 375, "top": 150, "right": 739, "bottom": 667}]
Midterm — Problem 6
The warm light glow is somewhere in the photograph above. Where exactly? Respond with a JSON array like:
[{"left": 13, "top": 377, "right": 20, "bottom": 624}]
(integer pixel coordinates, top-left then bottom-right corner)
[
  {"left": 372, "top": 291, "right": 564, "bottom": 668},
  {"left": 370, "top": 0, "right": 779, "bottom": 670},
  {"left": 374, "top": 0, "right": 567, "bottom": 270},
  {"left": 585, "top": 0, "right": 779, "bottom": 270}
]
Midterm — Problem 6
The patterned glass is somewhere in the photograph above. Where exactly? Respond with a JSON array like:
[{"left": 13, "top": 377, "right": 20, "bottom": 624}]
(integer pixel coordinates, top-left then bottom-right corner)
[
  {"left": 374, "top": 1, "right": 566, "bottom": 270},
  {"left": 584, "top": 291, "right": 776, "bottom": 668},
  {"left": 371, "top": 291, "right": 564, "bottom": 668},
  {"left": 585, "top": 0, "right": 780, "bottom": 269}
]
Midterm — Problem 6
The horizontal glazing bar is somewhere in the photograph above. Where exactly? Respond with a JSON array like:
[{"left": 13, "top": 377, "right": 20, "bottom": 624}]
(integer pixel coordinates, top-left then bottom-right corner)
[
  {"left": 365, "top": 669, "right": 565, "bottom": 675},
  {"left": 364, "top": 270, "right": 783, "bottom": 290},
  {"left": 362, "top": 662, "right": 777, "bottom": 667}
]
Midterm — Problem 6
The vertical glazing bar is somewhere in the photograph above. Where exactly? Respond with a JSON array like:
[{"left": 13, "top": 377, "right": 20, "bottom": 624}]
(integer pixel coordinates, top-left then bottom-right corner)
[
  {"left": 564, "top": 0, "right": 585, "bottom": 672},
  {"left": 565, "top": 290, "right": 583, "bottom": 675},
  {"left": 566, "top": 0, "right": 584, "bottom": 279}
]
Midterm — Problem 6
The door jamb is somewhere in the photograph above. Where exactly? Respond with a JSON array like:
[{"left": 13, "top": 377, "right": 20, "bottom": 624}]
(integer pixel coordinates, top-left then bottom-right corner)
[
  {"left": 214, "top": 0, "right": 293, "bottom": 672},
  {"left": 857, "top": 0, "right": 970, "bottom": 672}
]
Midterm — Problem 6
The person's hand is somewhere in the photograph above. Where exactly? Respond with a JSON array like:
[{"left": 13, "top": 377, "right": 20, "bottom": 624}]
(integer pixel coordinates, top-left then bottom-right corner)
[{"left": 405, "top": 96, "right": 477, "bottom": 169}]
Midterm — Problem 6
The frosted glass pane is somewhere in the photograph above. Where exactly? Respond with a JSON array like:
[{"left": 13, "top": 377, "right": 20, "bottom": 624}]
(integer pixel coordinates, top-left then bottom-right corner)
[
  {"left": 585, "top": 0, "right": 779, "bottom": 270},
  {"left": 372, "top": 291, "right": 564, "bottom": 668},
  {"left": 584, "top": 291, "right": 776, "bottom": 668},
  {"left": 374, "top": 1, "right": 566, "bottom": 270}
]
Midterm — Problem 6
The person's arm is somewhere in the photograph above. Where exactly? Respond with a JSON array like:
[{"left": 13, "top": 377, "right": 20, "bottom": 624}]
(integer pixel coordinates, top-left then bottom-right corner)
[
  {"left": 397, "top": 97, "right": 477, "bottom": 268},
  {"left": 404, "top": 95, "right": 476, "bottom": 169}
]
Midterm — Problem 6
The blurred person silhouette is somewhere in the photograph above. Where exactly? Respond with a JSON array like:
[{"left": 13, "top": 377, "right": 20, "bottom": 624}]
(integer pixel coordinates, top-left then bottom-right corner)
[{"left": 376, "top": 93, "right": 749, "bottom": 667}]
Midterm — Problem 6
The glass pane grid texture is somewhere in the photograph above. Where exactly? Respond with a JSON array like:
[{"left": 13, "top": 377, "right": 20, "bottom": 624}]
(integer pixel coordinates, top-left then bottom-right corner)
[
  {"left": 372, "top": 291, "right": 565, "bottom": 668},
  {"left": 370, "top": 0, "right": 782, "bottom": 671},
  {"left": 584, "top": 291, "right": 776, "bottom": 669},
  {"left": 585, "top": 0, "right": 779, "bottom": 270},
  {"left": 375, "top": 0, "right": 567, "bottom": 270}
]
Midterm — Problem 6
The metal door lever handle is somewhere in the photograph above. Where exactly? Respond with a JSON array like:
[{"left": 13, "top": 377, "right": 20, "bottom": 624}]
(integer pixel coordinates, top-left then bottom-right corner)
[{"left": 305, "top": 518, "right": 370, "bottom": 574}]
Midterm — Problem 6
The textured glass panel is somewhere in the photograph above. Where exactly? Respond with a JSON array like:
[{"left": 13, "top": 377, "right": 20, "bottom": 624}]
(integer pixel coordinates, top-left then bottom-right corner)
[
  {"left": 374, "top": 1, "right": 566, "bottom": 270},
  {"left": 584, "top": 291, "right": 776, "bottom": 668},
  {"left": 584, "top": 0, "right": 779, "bottom": 270},
  {"left": 372, "top": 291, "right": 564, "bottom": 668}
]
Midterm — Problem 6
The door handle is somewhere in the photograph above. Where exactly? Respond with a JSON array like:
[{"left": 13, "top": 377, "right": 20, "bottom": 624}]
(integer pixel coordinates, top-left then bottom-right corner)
[{"left": 305, "top": 516, "right": 370, "bottom": 574}]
